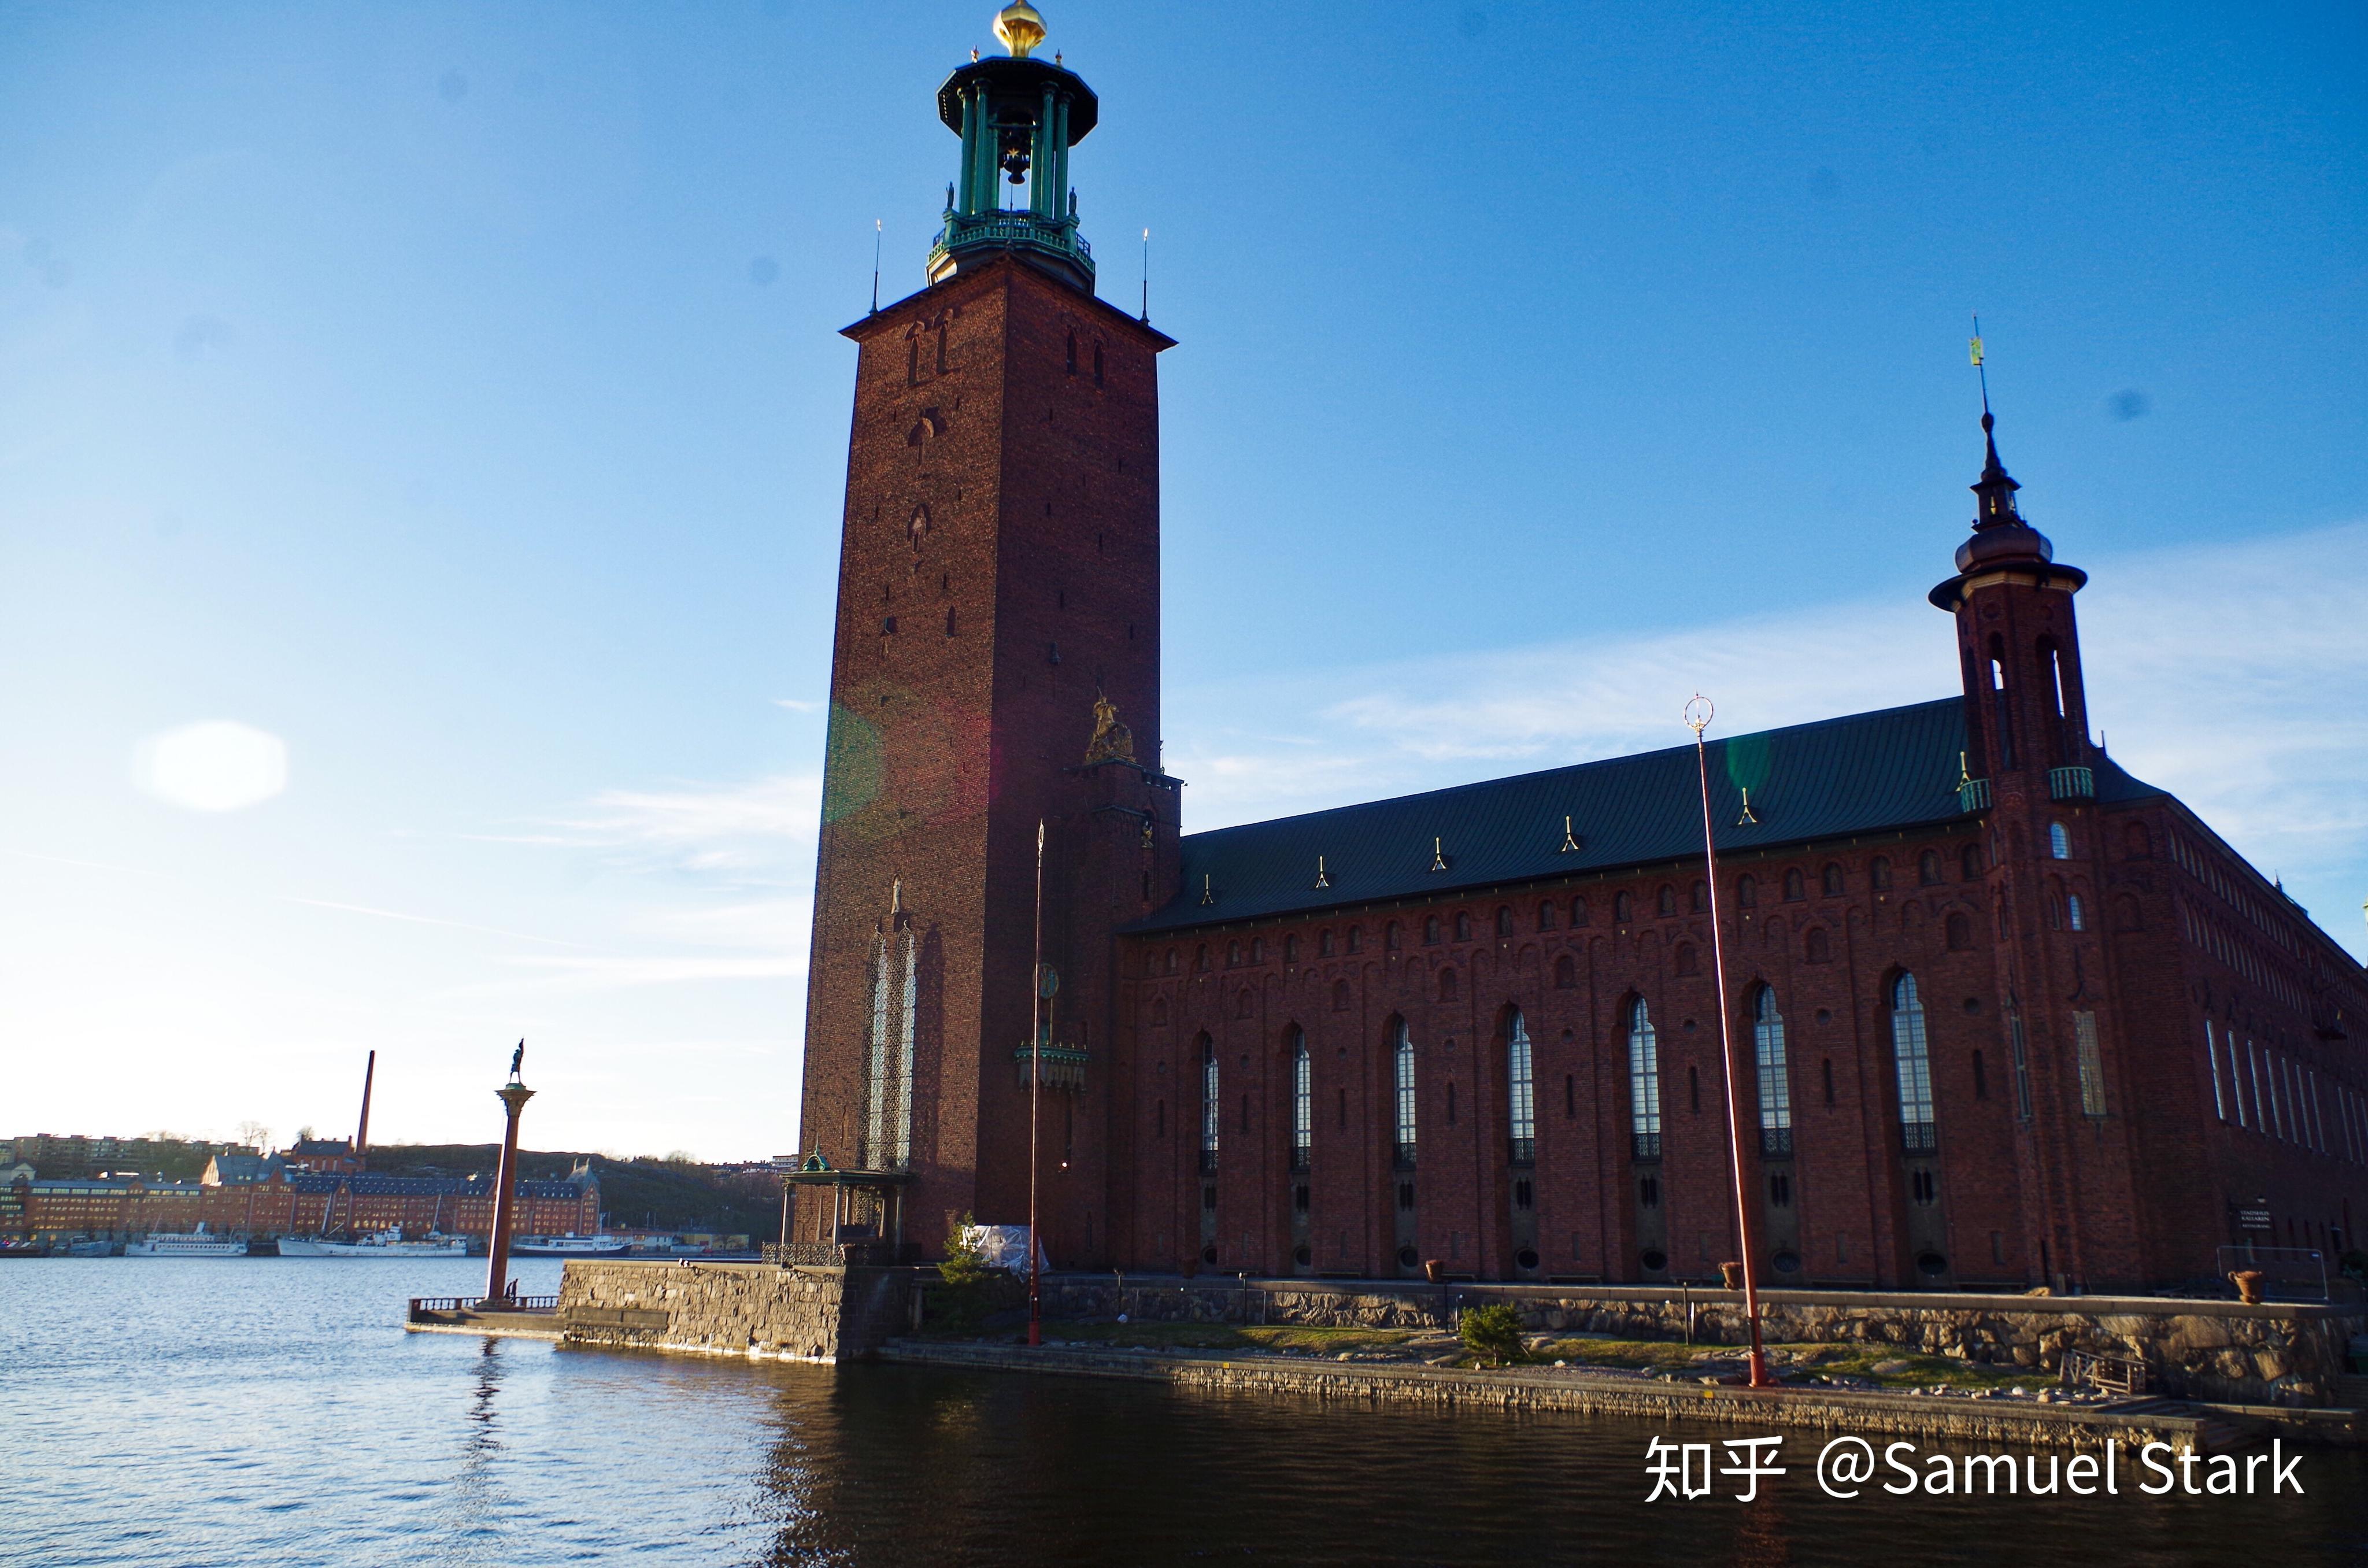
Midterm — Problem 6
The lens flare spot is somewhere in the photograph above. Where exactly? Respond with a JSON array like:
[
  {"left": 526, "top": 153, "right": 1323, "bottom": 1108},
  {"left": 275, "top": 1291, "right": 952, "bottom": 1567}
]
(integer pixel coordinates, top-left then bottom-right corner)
[{"left": 135, "top": 721, "right": 288, "bottom": 812}]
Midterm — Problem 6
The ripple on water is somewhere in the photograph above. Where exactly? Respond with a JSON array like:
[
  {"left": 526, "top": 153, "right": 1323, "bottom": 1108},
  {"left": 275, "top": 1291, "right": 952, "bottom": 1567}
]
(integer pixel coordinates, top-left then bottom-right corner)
[{"left": 3, "top": 1259, "right": 2365, "bottom": 1565}]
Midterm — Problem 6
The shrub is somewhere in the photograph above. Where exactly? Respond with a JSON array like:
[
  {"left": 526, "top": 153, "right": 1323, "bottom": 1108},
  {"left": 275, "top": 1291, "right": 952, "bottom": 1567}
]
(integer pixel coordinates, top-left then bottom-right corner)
[
  {"left": 927, "top": 1215, "right": 1021, "bottom": 1334},
  {"left": 1460, "top": 1302, "right": 1526, "bottom": 1367}
]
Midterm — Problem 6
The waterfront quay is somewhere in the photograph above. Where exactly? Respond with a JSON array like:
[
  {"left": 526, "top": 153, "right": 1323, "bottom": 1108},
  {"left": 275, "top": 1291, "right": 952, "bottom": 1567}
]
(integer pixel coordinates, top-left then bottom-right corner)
[{"left": 439, "top": 1260, "right": 2368, "bottom": 1455}]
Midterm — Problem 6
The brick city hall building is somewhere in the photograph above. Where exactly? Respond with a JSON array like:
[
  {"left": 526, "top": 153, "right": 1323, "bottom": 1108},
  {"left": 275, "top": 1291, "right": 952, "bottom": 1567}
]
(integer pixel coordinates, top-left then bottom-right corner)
[{"left": 793, "top": 11, "right": 2368, "bottom": 1293}]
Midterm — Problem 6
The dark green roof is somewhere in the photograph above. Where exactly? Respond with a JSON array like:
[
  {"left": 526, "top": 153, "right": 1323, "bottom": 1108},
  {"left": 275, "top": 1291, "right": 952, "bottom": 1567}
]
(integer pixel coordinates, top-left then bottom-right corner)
[{"left": 1133, "top": 697, "right": 2162, "bottom": 934}]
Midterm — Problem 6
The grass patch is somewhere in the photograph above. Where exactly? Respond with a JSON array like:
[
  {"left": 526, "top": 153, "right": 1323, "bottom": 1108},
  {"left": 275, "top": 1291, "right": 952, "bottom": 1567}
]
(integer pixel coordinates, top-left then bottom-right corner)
[{"left": 1530, "top": 1335, "right": 2035, "bottom": 1390}]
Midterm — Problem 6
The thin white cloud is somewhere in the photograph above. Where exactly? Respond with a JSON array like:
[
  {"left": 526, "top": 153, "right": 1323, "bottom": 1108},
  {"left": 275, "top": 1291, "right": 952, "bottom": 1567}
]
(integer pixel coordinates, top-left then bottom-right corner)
[
  {"left": 1164, "top": 519, "right": 2368, "bottom": 957},
  {"left": 545, "top": 772, "right": 820, "bottom": 875},
  {"left": 284, "top": 896, "right": 590, "bottom": 949},
  {"left": 772, "top": 697, "right": 823, "bottom": 712}
]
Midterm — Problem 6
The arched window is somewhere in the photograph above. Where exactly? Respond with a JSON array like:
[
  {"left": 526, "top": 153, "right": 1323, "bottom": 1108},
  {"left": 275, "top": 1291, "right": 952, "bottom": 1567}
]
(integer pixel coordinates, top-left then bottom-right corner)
[
  {"left": 1195, "top": 945, "right": 1209, "bottom": 972},
  {"left": 1227, "top": 940, "right": 1242, "bottom": 967},
  {"left": 1627, "top": 998, "right": 1662, "bottom": 1159},
  {"left": 1345, "top": 925, "right": 1362, "bottom": 954},
  {"left": 1146, "top": 951, "right": 1161, "bottom": 977},
  {"left": 1166, "top": 948, "right": 1179, "bottom": 975},
  {"left": 2049, "top": 823, "right": 2071, "bottom": 860},
  {"left": 1289, "top": 1029, "right": 1312, "bottom": 1172},
  {"left": 1385, "top": 922, "right": 1401, "bottom": 951},
  {"left": 1331, "top": 978, "right": 1352, "bottom": 1011},
  {"left": 1614, "top": 891, "right": 1634, "bottom": 923},
  {"left": 2067, "top": 893, "right": 2087, "bottom": 932},
  {"left": 1438, "top": 967, "right": 1459, "bottom": 1002},
  {"left": 1988, "top": 639, "right": 2015, "bottom": 770},
  {"left": 1200, "top": 1037, "right": 1220, "bottom": 1173},
  {"left": 1496, "top": 907, "right": 1515, "bottom": 938},
  {"left": 1392, "top": 1020, "right": 1418, "bottom": 1167},
  {"left": 1092, "top": 341, "right": 1104, "bottom": 386},
  {"left": 1783, "top": 868, "right": 1805, "bottom": 901},
  {"left": 1319, "top": 929, "right": 1336, "bottom": 958},
  {"left": 1870, "top": 856, "right": 1892, "bottom": 890},
  {"left": 1506, "top": 1008, "right": 1536, "bottom": 1164},
  {"left": 1804, "top": 927, "right": 1832, "bottom": 963},
  {"left": 1944, "top": 911, "right": 1972, "bottom": 951},
  {"left": 1424, "top": 915, "right": 1441, "bottom": 945},
  {"left": 1553, "top": 953, "right": 1576, "bottom": 989},
  {"left": 1282, "top": 934, "right": 1297, "bottom": 964},
  {"left": 1918, "top": 850, "right": 1941, "bottom": 886},
  {"left": 1751, "top": 985, "right": 1793, "bottom": 1156},
  {"left": 1690, "top": 881, "right": 1709, "bottom": 914},
  {"left": 1675, "top": 942, "right": 1700, "bottom": 977},
  {"left": 1890, "top": 974, "right": 1936, "bottom": 1151},
  {"left": 1737, "top": 874, "right": 1758, "bottom": 908},
  {"left": 1537, "top": 900, "right": 1557, "bottom": 931},
  {"left": 1822, "top": 863, "right": 1845, "bottom": 897},
  {"left": 1961, "top": 842, "right": 1983, "bottom": 881},
  {"left": 1250, "top": 937, "right": 1266, "bottom": 964},
  {"left": 1571, "top": 896, "right": 1590, "bottom": 926},
  {"left": 1454, "top": 912, "right": 1472, "bottom": 942},
  {"left": 1656, "top": 885, "right": 1676, "bottom": 918}
]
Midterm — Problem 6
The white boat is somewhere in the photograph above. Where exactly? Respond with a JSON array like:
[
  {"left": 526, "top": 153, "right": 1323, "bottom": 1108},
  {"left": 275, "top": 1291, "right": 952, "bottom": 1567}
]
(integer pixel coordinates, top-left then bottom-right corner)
[
  {"left": 278, "top": 1227, "right": 471, "bottom": 1258},
  {"left": 125, "top": 1224, "right": 247, "bottom": 1258},
  {"left": 511, "top": 1233, "right": 630, "bottom": 1256}
]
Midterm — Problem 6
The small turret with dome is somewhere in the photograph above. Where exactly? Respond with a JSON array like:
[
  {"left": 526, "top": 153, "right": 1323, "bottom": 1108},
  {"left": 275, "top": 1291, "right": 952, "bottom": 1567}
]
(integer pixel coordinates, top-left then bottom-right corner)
[{"left": 928, "top": 5, "right": 1101, "bottom": 293}]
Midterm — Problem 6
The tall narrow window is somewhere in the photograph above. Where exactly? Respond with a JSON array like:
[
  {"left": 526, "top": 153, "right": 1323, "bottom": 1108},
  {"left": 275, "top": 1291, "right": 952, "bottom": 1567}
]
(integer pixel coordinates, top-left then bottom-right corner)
[
  {"left": 2074, "top": 1011, "right": 2107, "bottom": 1118},
  {"left": 865, "top": 936, "right": 891, "bottom": 1166},
  {"left": 1988, "top": 646, "right": 2015, "bottom": 769},
  {"left": 2007, "top": 992, "right": 2033, "bottom": 1122},
  {"left": 2067, "top": 893, "right": 2087, "bottom": 932},
  {"left": 1627, "top": 997, "right": 1662, "bottom": 1160},
  {"left": 895, "top": 933, "right": 917, "bottom": 1167},
  {"left": 2049, "top": 823, "right": 2071, "bottom": 860},
  {"left": 1392, "top": 1020, "right": 1418, "bottom": 1168},
  {"left": 1890, "top": 972, "right": 1936, "bottom": 1152},
  {"left": 1289, "top": 1030, "right": 1312, "bottom": 1173},
  {"left": 1506, "top": 1008, "right": 1536, "bottom": 1165},
  {"left": 1753, "top": 986, "right": 1793, "bottom": 1156},
  {"left": 1200, "top": 1037, "right": 1220, "bottom": 1174}
]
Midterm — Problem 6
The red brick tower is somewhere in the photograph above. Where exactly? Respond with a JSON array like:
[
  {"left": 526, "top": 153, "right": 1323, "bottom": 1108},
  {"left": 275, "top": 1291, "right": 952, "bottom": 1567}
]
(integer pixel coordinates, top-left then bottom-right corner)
[
  {"left": 1931, "top": 405, "right": 2144, "bottom": 1289},
  {"left": 794, "top": 13, "right": 1178, "bottom": 1266}
]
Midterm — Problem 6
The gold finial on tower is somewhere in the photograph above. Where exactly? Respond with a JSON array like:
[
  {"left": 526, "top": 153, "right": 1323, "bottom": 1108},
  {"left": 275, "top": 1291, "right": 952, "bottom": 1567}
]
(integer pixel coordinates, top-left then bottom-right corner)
[{"left": 993, "top": 2, "right": 1047, "bottom": 58}]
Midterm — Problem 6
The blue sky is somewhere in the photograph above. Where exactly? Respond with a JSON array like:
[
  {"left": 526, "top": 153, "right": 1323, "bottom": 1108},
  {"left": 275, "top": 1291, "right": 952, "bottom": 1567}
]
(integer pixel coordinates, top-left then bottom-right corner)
[{"left": 2, "top": 1, "right": 2362, "bottom": 1161}]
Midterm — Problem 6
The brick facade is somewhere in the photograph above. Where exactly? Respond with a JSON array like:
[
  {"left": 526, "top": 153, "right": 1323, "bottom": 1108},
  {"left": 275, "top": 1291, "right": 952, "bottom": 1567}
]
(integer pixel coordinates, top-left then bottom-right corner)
[{"left": 791, "top": 45, "right": 2368, "bottom": 1293}]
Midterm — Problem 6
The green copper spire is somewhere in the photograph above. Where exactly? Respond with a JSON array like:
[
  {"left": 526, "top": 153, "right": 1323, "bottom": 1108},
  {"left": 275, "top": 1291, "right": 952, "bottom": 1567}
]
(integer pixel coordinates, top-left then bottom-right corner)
[{"left": 928, "top": 8, "right": 1098, "bottom": 291}]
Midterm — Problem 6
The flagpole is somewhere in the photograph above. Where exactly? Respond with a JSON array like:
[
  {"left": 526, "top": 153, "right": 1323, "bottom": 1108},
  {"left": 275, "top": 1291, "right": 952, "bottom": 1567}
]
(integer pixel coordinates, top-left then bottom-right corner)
[
  {"left": 1685, "top": 695, "right": 1773, "bottom": 1391},
  {"left": 1027, "top": 818, "right": 1045, "bottom": 1348}
]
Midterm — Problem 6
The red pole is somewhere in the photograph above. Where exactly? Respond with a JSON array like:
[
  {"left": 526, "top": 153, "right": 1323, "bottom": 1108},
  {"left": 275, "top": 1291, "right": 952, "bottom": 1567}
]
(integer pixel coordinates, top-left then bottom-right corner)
[
  {"left": 1686, "top": 696, "right": 1774, "bottom": 1391},
  {"left": 484, "top": 1081, "right": 535, "bottom": 1307},
  {"left": 353, "top": 1049, "right": 376, "bottom": 1166}
]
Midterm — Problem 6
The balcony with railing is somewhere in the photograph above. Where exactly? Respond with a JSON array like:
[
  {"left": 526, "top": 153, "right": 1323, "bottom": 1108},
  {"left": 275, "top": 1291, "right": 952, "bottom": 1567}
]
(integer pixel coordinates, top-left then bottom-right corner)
[
  {"left": 1958, "top": 776, "right": 1993, "bottom": 813},
  {"left": 1901, "top": 1120, "right": 1937, "bottom": 1154},
  {"left": 1760, "top": 1127, "right": 1793, "bottom": 1157},
  {"left": 1507, "top": 1136, "right": 1536, "bottom": 1167},
  {"left": 928, "top": 208, "right": 1095, "bottom": 286},
  {"left": 1632, "top": 1131, "right": 1662, "bottom": 1162},
  {"left": 2048, "top": 765, "right": 2095, "bottom": 801}
]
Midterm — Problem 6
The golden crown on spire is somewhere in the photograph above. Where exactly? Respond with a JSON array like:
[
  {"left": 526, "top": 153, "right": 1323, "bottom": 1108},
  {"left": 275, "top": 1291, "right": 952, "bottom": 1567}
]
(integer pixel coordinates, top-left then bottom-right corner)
[{"left": 993, "top": 2, "right": 1047, "bottom": 58}]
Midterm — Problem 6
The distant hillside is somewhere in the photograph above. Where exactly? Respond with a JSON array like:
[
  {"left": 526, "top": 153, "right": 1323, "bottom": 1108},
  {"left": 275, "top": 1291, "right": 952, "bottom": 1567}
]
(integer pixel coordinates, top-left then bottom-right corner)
[{"left": 364, "top": 1145, "right": 780, "bottom": 1238}]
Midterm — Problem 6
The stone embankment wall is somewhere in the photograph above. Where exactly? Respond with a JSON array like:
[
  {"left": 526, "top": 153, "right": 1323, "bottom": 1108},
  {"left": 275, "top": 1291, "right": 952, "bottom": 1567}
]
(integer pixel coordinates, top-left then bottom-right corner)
[
  {"left": 558, "top": 1260, "right": 914, "bottom": 1363},
  {"left": 1041, "top": 1278, "right": 2365, "bottom": 1408}
]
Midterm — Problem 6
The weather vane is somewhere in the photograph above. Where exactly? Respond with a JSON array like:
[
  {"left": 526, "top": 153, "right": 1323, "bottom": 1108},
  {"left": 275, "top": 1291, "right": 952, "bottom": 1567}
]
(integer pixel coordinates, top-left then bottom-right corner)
[{"left": 1683, "top": 693, "right": 1715, "bottom": 735}]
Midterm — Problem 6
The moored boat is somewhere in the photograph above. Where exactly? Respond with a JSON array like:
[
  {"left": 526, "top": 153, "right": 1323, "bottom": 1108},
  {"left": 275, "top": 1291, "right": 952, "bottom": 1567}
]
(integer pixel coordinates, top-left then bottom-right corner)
[
  {"left": 512, "top": 1233, "right": 630, "bottom": 1256},
  {"left": 279, "top": 1227, "right": 471, "bottom": 1258},
  {"left": 124, "top": 1224, "right": 247, "bottom": 1258}
]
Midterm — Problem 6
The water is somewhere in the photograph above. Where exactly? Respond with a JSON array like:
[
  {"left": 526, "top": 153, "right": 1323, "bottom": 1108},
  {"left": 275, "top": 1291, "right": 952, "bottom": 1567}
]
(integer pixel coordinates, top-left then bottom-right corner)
[{"left": 3, "top": 1259, "right": 2363, "bottom": 1566}]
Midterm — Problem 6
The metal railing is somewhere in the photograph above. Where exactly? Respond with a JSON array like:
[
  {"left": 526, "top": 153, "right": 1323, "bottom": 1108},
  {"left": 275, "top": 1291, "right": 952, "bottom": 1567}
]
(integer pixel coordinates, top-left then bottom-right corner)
[
  {"left": 930, "top": 210, "right": 1094, "bottom": 274},
  {"left": 2060, "top": 1348, "right": 2148, "bottom": 1395},
  {"left": 2048, "top": 765, "right": 2096, "bottom": 801},
  {"left": 1901, "top": 1121, "right": 1937, "bottom": 1154},
  {"left": 1507, "top": 1136, "right": 1536, "bottom": 1167},
  {"left": 1631, "top": 1133, "right": 1661, "bottom": 1162},
  {"left": 407, "top": 1295, "right": 560, "bottom": 1317},
  {"left": 1958, "top": 777, "right": 1993, "bottom": 812},
  {"left": 1760, "top": 1127, "right": 1793, "bottom": 1157}
]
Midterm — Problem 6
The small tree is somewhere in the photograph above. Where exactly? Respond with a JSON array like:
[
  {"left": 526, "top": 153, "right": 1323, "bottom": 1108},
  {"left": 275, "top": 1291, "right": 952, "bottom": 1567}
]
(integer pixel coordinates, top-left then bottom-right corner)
[
  {"left": 1460, "top": 1301, "right": 1526, "bottom": 1367},
  {"left": 939, "top": 1215, "right": 989, "bottom": 1289}
]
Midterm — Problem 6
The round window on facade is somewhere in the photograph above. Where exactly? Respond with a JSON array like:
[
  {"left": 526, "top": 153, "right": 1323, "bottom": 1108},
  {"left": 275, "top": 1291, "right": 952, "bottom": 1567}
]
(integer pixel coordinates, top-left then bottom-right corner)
[
  {"left": 1201, "top": 1244, "right": 1218, "bottom": 1266},
  {"left": 1772, "top": 1250, "right": 1801, "bottom": 1274},
  {"left": 1293, "top": 1244, "right": 1312, "bottom": 1267},
  {"left": 1515, "top": 1248, "right": 1541, "bottom": 1271},
  {"left": 1397, "top": 1245, "right": 1420, "bottom": 1270},
  {"left": 1915, "top": 1251, "right": 1948, "bottom": 1277},
  {"left": 1640, "top": 1248, "right": 1668, "bottom": 1273}
]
